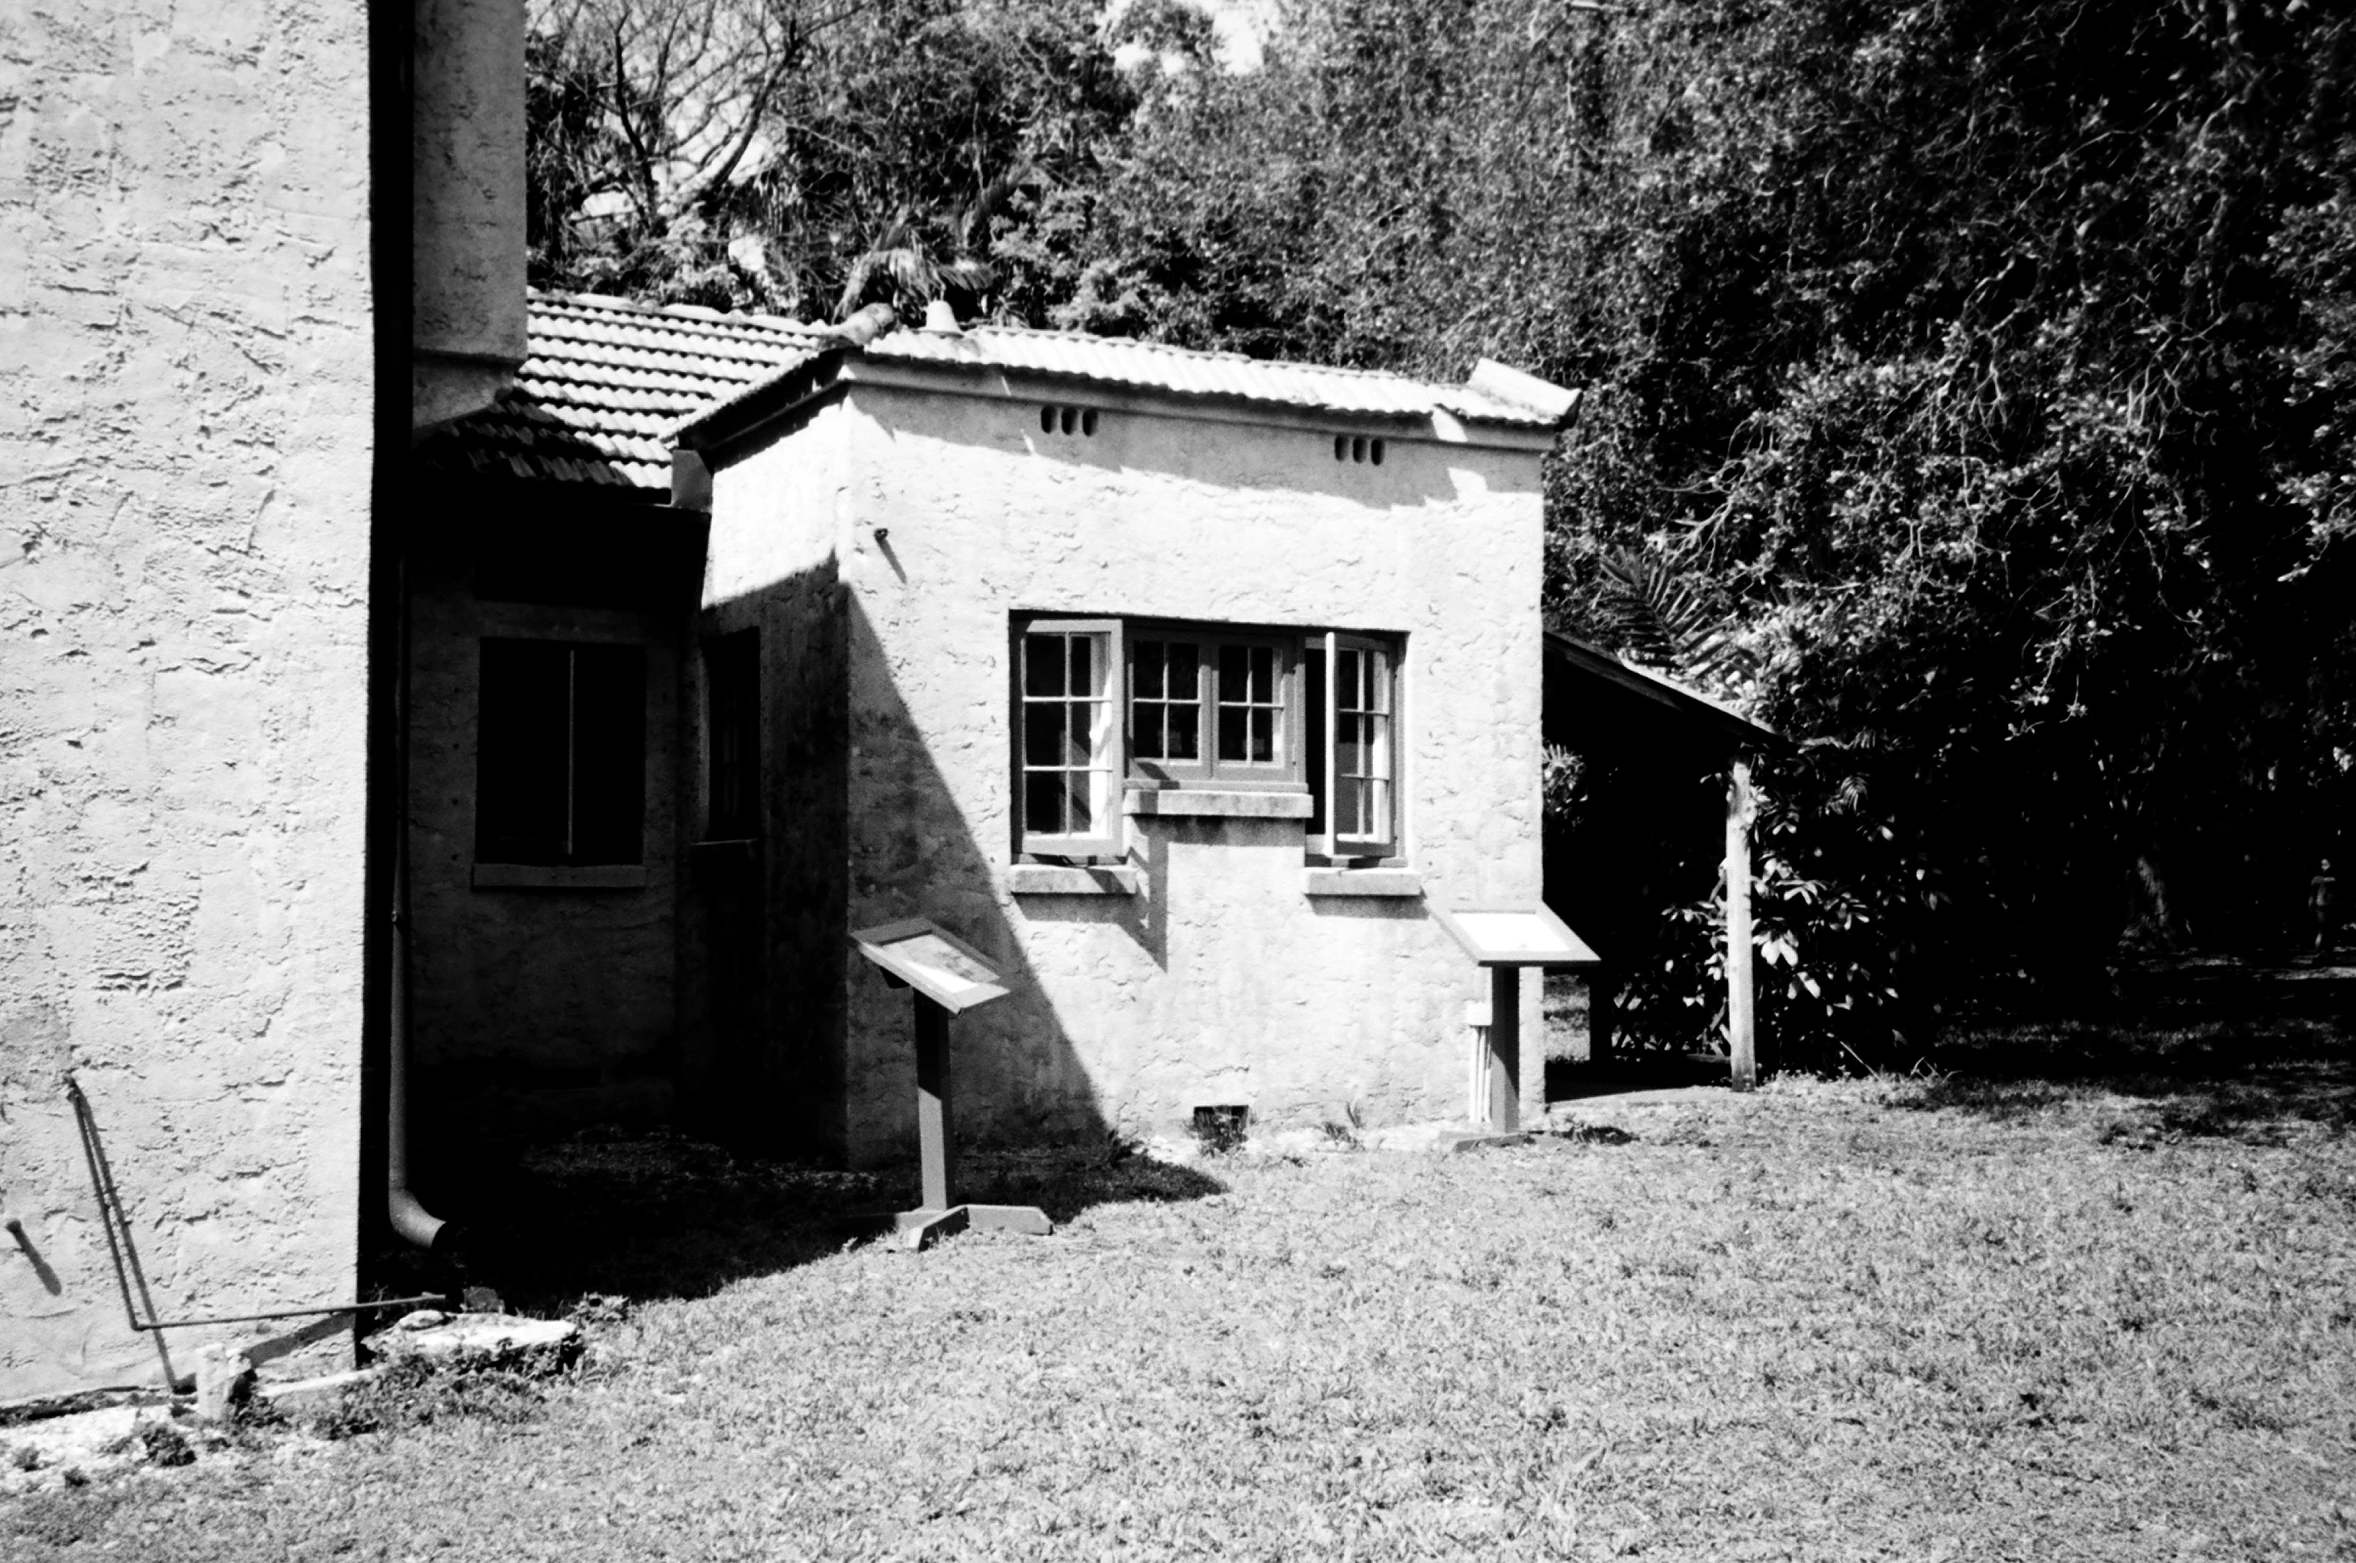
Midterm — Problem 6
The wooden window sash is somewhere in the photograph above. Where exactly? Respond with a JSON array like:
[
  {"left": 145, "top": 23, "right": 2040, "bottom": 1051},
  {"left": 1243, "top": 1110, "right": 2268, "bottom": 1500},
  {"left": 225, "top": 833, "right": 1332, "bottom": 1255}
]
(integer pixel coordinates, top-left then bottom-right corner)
[
  {"left": 1016, "top": 617, "right": 1124, "bottom": 860},
  {"left": 1127, "top": 625, "right": 1303, "bottom": 792},
  {"left": 1308, "top": 630, "right": 1399, "bottom": 862}
]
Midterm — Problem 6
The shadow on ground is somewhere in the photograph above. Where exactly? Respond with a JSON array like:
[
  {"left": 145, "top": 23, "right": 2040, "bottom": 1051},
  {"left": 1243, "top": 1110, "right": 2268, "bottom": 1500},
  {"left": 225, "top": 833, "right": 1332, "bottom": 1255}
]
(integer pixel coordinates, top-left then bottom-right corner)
[
  {"left": 372, "top": 1137, "right": 1223, "bottom": 1317},
  {"left": 1891, "top": 956, "right": 2356, "bottom": 1141}
]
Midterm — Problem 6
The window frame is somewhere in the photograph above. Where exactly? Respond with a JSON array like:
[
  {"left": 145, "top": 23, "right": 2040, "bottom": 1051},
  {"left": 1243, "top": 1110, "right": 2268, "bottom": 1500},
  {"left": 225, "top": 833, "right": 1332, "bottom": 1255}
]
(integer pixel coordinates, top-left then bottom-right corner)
[
  {"left": 1126, "top": 623, "right": 1303, "bottom": 794},
  {"left": 1012, "top": 617, "right": 1126, "bottom": 861},
  {"left": 1306, "top": 630, "right": 1403, "bottom": 864},
  {"left": 474, "top": 636, "right": 649, "bottom": 869}
]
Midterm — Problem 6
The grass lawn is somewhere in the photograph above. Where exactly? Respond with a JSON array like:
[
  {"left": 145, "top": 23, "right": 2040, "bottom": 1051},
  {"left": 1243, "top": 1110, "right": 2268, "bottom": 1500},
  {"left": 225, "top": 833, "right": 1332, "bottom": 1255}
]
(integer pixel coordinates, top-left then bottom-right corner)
[{"left": 7, "top": 967, "right": 2355, "bottom": 1560}]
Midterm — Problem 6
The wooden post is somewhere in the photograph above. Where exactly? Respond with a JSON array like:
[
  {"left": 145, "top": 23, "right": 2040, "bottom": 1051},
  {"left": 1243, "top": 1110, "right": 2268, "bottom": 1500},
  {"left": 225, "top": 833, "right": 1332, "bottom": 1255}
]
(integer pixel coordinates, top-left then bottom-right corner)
[
  {"left": 1588, "top": 969, "right": 1614, "bottom": 1066},
  {"left": 1726, "top": 755, "right": 1756, "bottom": 1092},
  {"left": 1488, "top": 964, "right": 1521, "bottom": 1132},
  {"left": 913, "top": 992, "right": 954, "bottom": 1211}
]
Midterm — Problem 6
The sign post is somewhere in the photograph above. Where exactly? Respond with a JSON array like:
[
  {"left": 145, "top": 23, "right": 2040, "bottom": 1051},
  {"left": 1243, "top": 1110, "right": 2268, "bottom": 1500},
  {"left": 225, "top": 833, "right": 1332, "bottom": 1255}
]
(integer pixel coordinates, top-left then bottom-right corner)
[
  {"left": 849, "top": 919, "right": 1052, "bottom": 1250},
  {"left": 1431, "top": 904, "right": 1602, "bottom": 1144}
]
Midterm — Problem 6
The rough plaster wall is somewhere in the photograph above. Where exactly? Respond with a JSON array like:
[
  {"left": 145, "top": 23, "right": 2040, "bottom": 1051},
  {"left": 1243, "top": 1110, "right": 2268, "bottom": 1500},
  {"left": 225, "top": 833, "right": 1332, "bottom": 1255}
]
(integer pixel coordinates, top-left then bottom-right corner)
[
  {"left": 403, "top": 561, "right": 683, "bottom": 1148},
  {"left": 0, "top": 0, "right": 373, "bottom": 1399},
  {"left": 714, "top": 385, "right": 1545, "bottom": 1164}
]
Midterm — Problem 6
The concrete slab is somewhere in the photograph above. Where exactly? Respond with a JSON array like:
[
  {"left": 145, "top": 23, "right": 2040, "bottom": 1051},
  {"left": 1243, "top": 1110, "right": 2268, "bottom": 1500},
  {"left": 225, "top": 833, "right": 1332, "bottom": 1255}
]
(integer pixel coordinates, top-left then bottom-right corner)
[{"left": 368, "top": 1312, "right": 582, "bottom": 1373}]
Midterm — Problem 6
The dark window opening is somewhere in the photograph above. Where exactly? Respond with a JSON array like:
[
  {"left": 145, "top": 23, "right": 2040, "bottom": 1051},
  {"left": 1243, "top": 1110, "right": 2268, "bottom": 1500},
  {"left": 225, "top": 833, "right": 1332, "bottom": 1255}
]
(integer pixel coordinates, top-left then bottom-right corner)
[
  {"left": 476, "top": 639, "right": 646, "bottom": 866},
  {"left": 705, "top": 630, "right": 760, "bottom": 839}
]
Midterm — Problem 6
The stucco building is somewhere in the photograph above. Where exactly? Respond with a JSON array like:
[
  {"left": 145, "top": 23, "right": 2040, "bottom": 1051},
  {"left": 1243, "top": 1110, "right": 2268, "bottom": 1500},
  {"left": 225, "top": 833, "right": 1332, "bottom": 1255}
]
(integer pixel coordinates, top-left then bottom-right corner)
[{"left": 404, "top": 294, "right": 1576, "bottom": 1168}]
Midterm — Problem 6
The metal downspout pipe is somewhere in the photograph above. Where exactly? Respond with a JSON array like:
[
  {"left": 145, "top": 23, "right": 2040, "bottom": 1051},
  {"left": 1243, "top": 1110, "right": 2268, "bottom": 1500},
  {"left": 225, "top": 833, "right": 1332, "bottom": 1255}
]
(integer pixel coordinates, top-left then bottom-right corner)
[{"left": 386, "top": 528, "right": 445, "bottom": 1252}]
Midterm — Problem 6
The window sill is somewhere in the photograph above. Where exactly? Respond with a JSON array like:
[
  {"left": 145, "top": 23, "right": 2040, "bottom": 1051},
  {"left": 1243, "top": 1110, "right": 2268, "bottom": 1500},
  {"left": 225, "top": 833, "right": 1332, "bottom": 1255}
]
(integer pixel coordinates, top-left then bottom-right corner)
[
  {"left": 1302, "top": 868, "right": 1423, "bottom": 898},
  {"left": 472, "top": 863, "right": 649, "bottom": 890},
  {"left": 1006, "top": 863, "right": 1142, "bottom": 896},
  {"left": 1124, "top": 788, "right": 1314, "bottom": 819}
]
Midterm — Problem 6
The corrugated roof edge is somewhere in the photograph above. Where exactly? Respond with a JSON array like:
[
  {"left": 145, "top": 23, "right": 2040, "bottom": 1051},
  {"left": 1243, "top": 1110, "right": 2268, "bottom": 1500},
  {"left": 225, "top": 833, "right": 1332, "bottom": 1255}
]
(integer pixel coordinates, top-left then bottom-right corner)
[
  {"left": 676, "top": 326, "right": 1580, "bottom": 450},
  {"left": 1543, "top": 630, "right": 1777, "bottom": 748},
  {"left": 897, "top": 324, "right": 1579, "bottom": 430}
]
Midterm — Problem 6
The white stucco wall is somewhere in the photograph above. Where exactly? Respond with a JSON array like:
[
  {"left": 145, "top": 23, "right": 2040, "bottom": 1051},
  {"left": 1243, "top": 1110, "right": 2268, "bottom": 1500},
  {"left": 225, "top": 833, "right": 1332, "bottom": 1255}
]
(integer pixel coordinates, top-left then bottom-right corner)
[
  {"left": 0, "top": 0, "right": 373, "bottom": 1400},
  {"left": 708, "top": 373, "right": 1546, "bottom": 1163}
]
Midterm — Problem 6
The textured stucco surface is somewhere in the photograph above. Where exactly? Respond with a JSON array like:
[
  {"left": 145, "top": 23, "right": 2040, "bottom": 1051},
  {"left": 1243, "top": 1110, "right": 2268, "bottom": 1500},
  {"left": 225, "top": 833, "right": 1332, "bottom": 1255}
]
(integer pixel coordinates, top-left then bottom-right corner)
[
  {"left": 0, "top": 0, "right": 373, "bottom": 1399},
  {"left": 707, "top": 380, "right": 1547, "bottom": 1165}
]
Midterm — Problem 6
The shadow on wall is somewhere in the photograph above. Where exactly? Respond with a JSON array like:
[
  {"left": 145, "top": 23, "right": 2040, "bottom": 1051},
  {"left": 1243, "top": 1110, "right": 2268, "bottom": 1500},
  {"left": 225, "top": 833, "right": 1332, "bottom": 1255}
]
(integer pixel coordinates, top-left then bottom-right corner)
[
  {"left": 684, "top": 567, "right": 1124, "bottom": 1162},
  {"left": 837, "top": 593, "right": 1122, "bottom": 1156}
]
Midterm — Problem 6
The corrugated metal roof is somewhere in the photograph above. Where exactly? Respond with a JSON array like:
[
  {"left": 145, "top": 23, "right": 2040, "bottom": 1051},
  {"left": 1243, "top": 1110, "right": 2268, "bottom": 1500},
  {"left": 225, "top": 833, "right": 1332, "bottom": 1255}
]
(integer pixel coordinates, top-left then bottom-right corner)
[
  {"left": 863, "top": 325, "right": 1565, "bottom": 428},
  {"left": 418, "top": 292, "right": 827, "bottom": 491}
]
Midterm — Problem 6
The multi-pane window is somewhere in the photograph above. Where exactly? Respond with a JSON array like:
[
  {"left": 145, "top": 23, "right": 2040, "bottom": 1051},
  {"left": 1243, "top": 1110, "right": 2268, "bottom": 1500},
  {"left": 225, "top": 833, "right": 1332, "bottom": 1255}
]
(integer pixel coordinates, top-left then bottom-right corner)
[
  {"left": 476, "top": 639, "right": 647, "bottom": 866},
  {"left": 1013, "top": 615, "right": 1400, "bottom": 863},
  {"left": 1019, "top": 620, "right": 1122, "bottom": 857},
  {"left": 1216, "top": 644, "right": 1283, "bottom": 768},
  {"left": 1129, "top": 629, "right": 1294, "bottom": 789},
  {"left": 1329, "top": 639, "right": 1395, "bottom": 854},
  {"left": 1130, "top": 639, "right": 1201, "bottom": 765}
]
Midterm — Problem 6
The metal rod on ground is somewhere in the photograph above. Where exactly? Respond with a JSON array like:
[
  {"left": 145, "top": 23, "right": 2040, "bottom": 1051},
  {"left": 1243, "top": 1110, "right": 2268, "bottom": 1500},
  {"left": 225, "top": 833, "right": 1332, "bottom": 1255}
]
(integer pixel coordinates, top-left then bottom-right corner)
[{"left": 1726, "top": 755, "right": 1757, "bottom": 1091}]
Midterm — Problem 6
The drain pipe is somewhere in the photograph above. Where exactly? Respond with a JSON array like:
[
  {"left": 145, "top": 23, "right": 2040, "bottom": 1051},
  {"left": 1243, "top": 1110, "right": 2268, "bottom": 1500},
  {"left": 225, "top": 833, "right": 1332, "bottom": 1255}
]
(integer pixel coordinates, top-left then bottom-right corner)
[{"left": 385, "top": 506, "right": 445, "bottom": 1252}]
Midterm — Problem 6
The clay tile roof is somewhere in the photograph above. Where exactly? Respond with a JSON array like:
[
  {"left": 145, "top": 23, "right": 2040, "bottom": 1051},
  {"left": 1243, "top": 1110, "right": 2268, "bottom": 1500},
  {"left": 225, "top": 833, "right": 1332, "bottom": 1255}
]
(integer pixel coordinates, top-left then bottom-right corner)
[
  {"left": 418, "top": 291, "right": 828, "bottom": 492},
  {"left": 862, "top": 325, "right": 1571, "bottom": 429}
]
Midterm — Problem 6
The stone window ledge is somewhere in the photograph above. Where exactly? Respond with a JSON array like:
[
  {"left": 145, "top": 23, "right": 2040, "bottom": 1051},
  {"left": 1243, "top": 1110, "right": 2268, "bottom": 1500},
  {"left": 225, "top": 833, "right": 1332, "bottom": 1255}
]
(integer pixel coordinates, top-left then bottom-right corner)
[
  {"left": 1302, "top": 868, "right": 1424, "bottom": 898},
  {"left": 1006, "top": 863, "right": 1142, "bottom": 896},
  {"left": 472, "top": 863, "right": 648, "bottom": 890},
  {"left": 1123, "top": 788, "right": 1314, "bottom": 819}
]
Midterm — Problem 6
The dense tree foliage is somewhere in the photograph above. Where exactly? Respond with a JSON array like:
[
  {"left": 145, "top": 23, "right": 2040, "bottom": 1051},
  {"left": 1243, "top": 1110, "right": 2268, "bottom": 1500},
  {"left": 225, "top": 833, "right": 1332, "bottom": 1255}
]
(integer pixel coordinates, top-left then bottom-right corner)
[{"left": 528, "top": 0, "right": 2356, "bottom": 1058}]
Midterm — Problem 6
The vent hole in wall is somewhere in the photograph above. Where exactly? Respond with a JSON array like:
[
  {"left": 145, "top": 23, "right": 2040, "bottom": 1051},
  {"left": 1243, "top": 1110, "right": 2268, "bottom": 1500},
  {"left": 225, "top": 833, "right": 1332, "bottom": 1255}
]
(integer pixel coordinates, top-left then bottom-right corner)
[
  {"left": 1040, "top": 404, "right": 1099, "bottom": 438},
  {"left": 1333, "top": 433, "right": 1386, "bottom": 465}
]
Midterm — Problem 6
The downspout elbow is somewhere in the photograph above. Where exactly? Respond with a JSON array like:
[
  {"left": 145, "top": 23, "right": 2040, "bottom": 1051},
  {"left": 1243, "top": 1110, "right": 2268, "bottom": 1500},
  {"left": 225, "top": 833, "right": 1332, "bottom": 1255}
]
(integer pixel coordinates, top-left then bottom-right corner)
[{"left": 388, "top": 1184, "right": 445, "bottom": 1250}]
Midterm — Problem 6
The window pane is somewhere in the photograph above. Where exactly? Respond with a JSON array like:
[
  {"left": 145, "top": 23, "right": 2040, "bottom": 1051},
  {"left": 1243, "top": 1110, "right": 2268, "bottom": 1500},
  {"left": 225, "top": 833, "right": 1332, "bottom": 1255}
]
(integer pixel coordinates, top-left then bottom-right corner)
[
  {"left": 1065, "top": 700, "right": 1097, "bottom": 767},
  {"left": 1168, "top": 701, "right": 1199, "bottom": 761},
  {"left": 1218, "top": 643, "right": 1247, "bottom": 703},
  {"left": 1250, "top": 707, "right": 1273, "bottom": 762},
  {"left": 476, "top": 639, "right": 572, "bottom": 865},
  {"left": 1217, "top": 703, "right": 1246, "bottom": 762},
  {"left": 1064, "top": 768, "right": 1093, "bottom": 835},
  {"left": 1338, "top": 648, "right": 1363, "bottom": 710},
  {"left": 571, "top": 644, "right": 647, "bottom": 865},
  {"left": 1134, "top": 705, "right": 1164, "bottom": 761},
  {"left": 1134, "top": 641, "right": 1165, "bottom": 700},
  {"left": 1024, "top": 772, "right": 1065, "bottom": 835},
  {"left": 1024, "top": 634, "right": 1063, "bottom": 697},
  {"left": 1024, "top": 702, "right": 1065, "bottom": 767},
  {"left": 1068, "top": 636, "right": 1093, "bottom": 696},
  {"left": 1336, "top": 712, "right": 1364, "bottom": 782},
  {"left": 1170, "top": 641, "right": 1198, "bottom": 696},
  {"left": 1250, "top": 644, "right": 1273, "bottom": 702}
]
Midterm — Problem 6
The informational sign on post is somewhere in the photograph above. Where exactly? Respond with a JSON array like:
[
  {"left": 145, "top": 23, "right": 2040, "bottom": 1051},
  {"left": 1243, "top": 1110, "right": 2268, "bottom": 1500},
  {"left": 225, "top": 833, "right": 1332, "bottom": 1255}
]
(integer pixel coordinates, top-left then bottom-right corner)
[
  {"left": 849, "top": 919, "right": 1050, "bottom": 1250},
  {"left": 1429, "top": 904, "right": 1602, "bottom": 1141}
]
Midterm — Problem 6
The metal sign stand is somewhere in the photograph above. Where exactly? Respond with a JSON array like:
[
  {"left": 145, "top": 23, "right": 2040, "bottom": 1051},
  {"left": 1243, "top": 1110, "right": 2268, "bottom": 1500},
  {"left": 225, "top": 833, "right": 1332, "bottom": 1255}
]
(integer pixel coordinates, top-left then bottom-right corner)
[{"left": 850, "top": 919, "right": 1052, "bottom": 1251}]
